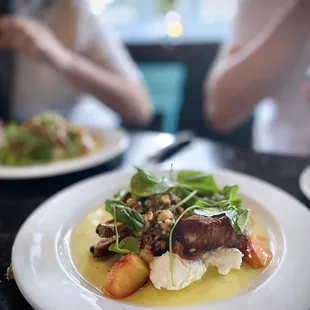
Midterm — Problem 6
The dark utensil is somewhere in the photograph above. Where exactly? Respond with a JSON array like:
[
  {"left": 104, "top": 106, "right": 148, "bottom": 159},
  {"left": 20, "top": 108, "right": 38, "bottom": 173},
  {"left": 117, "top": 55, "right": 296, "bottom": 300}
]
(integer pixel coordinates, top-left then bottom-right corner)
[{"left": 146, "top": 130, "right": 194, "bottom": 164}]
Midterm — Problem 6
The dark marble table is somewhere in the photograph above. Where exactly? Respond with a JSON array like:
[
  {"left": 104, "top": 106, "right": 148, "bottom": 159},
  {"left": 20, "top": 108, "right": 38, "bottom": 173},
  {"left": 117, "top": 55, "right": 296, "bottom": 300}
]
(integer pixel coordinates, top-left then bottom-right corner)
[{"left": 1, "top": 132, "right": 310, "bottom": 310}]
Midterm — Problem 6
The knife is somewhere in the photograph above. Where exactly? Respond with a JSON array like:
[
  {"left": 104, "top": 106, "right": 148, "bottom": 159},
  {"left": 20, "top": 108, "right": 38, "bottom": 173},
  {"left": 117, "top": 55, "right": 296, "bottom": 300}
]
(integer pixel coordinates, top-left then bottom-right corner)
[{"left": 145, "top": 130, "right": 194, "bottom": 164}]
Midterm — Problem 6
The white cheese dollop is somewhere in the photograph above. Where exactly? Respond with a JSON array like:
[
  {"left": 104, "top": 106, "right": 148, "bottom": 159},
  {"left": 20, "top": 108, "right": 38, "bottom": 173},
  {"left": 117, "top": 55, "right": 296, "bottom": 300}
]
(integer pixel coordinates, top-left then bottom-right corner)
[
  {"left": 150, "top": 252, "right": 207, "bottom": 291},
  {"left": 202, "top": 247, "right": 243, "bottom": 275}
]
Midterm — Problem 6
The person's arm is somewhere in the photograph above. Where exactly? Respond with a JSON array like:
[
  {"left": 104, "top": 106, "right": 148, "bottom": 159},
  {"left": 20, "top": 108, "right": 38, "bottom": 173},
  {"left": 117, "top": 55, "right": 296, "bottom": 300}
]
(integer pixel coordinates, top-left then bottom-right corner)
[
  {"left": 59, "top": 10, "right": 153, "bottom": 126},
  {"left": 205, "top": 0, "right": 310, "bottom": 132},
  {"left": 58, "top": 48, "right": 152, "bottom": 125},
  {"left": 0, "top": 15, "right": 153, "bottom": 125}
]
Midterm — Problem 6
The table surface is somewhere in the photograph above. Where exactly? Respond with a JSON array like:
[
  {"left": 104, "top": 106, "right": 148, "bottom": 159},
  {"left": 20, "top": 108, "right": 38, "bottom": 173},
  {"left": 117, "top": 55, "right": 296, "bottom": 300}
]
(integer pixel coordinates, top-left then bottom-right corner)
[{"left": 1, "top": 132, "right": 310, "bottom": 310}]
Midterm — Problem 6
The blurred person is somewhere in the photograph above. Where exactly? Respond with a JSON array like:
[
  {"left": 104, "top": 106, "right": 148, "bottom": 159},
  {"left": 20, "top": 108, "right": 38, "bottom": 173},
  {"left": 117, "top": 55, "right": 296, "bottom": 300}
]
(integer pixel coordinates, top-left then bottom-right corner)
[
  {"left": 205, "top": 0, "right": 310, "bottom": 155},
  {"left": 0, "top": 0, "right": 153, "bottom": 125}
]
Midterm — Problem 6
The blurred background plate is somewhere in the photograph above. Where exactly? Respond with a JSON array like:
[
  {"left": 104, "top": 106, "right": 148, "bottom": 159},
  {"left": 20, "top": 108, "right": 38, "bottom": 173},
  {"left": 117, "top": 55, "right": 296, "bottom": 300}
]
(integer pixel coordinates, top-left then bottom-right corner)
[{"left": 0, "top": 128, "right": 129, "bottom": 180}]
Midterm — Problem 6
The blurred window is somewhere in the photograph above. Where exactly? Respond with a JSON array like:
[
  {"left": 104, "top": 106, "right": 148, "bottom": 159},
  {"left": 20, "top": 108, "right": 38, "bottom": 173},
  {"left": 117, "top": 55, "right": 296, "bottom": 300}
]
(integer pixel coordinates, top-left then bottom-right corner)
[{"left": 97, "top": 0, "right": 238, "bottom": 43}]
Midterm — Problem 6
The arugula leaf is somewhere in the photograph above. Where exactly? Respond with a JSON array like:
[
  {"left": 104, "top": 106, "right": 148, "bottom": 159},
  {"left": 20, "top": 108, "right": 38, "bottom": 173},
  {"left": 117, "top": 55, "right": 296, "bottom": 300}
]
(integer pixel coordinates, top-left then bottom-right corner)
[
  {"left": 109, "top": 236, "right": 140, "bottom": 254},
  {"left": 105, "top": 200, "right": 144, "bottom": 232},
  {"left": 108, "top": 206, "right": 140, "bottom": 254},
  {"left": 219, "top": 185, "right": 250, "bottom": 234},
  {"left": 183, "top": 185, "right": 249, "bottom": 234},
  {"left": 130, "top": 166, "right": 173, "bottom": 198},
  {"left": 169, "top": 189, "right": 198, "bottom": 211},
  {"left": 177, "top": 171, "right": 220, "bottom": 195},
  {"left": 113, "top": 188, "right": 129, "bottom": 200},
  {"left": 223, "top": 185, "right": 239, "bottom": 200},
  {"left": 194, "top": 207, "right": 227, "bottom": 217},
  {"left": 235, "top": 208, "right": 250, "bottom": 234},
  {"left": 175, "top": 186, "right": 199, "bottom": 208}
]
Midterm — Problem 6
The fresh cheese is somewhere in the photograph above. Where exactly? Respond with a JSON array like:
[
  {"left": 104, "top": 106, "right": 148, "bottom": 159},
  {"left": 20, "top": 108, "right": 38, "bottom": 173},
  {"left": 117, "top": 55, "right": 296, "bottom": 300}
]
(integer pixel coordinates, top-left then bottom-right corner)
[
  {"left": 202, "top": 247, "right": 243, "bottom": 275},
  {"left": 149, "top": 252, "right": 207, "bottom": 291}
]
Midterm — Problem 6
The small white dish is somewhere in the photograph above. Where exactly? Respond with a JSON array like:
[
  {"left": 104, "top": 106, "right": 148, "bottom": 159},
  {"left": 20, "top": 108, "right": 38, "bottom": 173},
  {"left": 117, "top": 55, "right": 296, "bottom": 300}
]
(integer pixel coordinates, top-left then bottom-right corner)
[
  {"left": 0, "top": 128, "right": 129, "bottom": 179},
  {"left": 299, "top": 165, "right": 310, "bottom": 200},
  {"left": 12, "top": 169, "right": 310, "bottom": 310}
]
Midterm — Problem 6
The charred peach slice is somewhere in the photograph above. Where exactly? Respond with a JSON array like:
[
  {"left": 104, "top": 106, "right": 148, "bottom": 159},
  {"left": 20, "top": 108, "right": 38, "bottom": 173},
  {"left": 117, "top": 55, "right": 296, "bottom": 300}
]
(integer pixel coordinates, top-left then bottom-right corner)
[
  {"left": 102, "top": 253, "right": 149, "bottom": 299},
  {"left": 242, "top": 233, "right": 272, "bottom": 268}
]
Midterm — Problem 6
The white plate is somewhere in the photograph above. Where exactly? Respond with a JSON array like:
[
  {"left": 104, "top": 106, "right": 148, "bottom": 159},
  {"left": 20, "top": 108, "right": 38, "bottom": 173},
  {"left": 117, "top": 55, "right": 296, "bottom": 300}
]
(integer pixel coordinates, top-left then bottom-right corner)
[
  {"left": 0, "top": 128, "right": 129, "bottom": 179},
  {"left": 12, "top": 169, "right": 310, "bottom": 310},
  {"left": 299, "top": 165, "right": 310, "bottom": 200}
]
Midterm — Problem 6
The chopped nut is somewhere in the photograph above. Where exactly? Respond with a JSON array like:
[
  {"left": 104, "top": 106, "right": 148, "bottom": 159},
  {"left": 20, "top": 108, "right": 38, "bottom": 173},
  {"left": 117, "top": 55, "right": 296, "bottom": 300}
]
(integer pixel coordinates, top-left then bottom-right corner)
[
  {"left": 126, "top": 198, "right": 137, "bottom": 208},
  {"left": 157, "top": 240, "right": 167, "bottom": 250},
  {"left": 144, "top": 244, "right": 152, "bottom": 250},
  {"left": 159, "top": 195, "right": 171, "bottom": 207},
  {"left": 144, "top": 199, "right": 153, "bottom": 209},
  {"left": 164, "top": 219, "right": 171, "bottom": 225},
  {"left": 157, "top": 210, "right": 174, "bottom": 222},
  {"left": 176, "top": 207, "right": 184, "bottom": 215},
  {"left": 147, "top": 211, "right": 154, "bottom": 221},
  {"left": 171, "top": 194, "right": 181, "bottom": 204},
  {"left": 160, "top": 222, "right": 170, "bottom": 231},
  {"left": 139, "top": 249, "right": 154, "bottom": 264},
  {"left": 143, "top": 214, "right": 148, "bottom": 224},
  {"left": 143, "top": 235, "right": 152, "bottom": 245},
  {"left": 133, "top": 202, "right": 143, "bottom": 213},
  {"left": 189, "top": 248, "right": 196, "bottom": 253}
]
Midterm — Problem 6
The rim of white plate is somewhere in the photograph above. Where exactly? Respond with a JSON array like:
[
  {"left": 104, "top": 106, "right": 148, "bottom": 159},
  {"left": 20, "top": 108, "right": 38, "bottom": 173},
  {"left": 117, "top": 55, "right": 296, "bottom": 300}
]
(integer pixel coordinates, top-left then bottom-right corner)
[
  {"left": 299, "top": 165, "right": 310, "bottom": 201},
  {"left": 0, "top": 128, "right": 129, "bottom": 179},
  {"left": 12, "top": 169, "right": 310, "bottom": 310}
]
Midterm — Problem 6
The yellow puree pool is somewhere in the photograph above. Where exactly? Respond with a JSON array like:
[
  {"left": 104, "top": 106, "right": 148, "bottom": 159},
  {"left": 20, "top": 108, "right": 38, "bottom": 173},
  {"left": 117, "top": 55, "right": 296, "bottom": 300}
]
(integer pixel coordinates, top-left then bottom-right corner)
[{"left": 71, "top": 203, "right": 270, "bottom": 307}]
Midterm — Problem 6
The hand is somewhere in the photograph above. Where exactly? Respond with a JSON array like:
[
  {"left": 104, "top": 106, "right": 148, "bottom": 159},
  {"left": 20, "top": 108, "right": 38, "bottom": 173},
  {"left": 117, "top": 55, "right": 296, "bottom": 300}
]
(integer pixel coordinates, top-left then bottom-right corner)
[{"left": 0, "top": 17, "right": 71, "bottom": 70}]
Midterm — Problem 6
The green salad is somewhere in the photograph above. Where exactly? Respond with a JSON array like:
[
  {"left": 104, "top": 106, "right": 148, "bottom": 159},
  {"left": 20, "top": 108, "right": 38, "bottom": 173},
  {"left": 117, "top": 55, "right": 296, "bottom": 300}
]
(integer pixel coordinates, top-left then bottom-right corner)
[{"left": 0, "top": 112, "right": 99, "bottom": 166}]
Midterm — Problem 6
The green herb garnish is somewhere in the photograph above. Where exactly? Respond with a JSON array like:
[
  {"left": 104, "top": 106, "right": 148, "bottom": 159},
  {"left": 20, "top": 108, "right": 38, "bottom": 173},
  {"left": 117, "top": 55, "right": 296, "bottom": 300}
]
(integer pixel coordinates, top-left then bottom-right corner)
[
  {"left": 177, "top": 171, "right": 220, "bottom": 195},
  {"left": 130, "top": 166, "right": 173, "bottom": 198},
  {"left": 109, "top": 236, "right": 140, "bottom": 254},
  {"left": 168, "top": 190, "right": 198, "bottom": 211},
  {"left": 108, "top": 206, "right": 140, "bottom": 254},
  {"left": 105, "top": 200, "right": 144, "bottom": 232},
  {"left": 114, "top": 188, "right": 129, "bottom": 200}
]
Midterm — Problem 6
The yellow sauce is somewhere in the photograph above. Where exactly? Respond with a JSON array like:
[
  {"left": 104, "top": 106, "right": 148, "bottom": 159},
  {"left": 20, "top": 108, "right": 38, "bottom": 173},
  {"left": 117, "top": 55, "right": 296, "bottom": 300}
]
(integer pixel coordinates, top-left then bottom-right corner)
[{"left": 71, "top": 202, "right": 270, "bottom": 307}]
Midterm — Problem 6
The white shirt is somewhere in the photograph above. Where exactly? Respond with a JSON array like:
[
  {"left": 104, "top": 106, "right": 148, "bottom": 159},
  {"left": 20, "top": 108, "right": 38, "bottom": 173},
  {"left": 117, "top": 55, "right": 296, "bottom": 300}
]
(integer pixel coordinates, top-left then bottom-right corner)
[
  {"left": 12, "top": 0, "right": 141, "bottom": 126},
  {"left": 231, "top": 0, "right": 310, "bottom": 155}
]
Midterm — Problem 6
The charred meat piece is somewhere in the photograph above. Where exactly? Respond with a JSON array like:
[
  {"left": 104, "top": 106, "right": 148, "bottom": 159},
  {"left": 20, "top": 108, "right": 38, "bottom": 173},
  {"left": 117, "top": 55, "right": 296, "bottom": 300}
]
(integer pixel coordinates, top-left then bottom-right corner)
[
  {"left": 96, "top": 221, "right": 129, "bottom": 238},
  {"left": 90, "top": 231, "right": 131, "bottom": 258},
  {"left": 178, "top": 215, "right": 247, "bottom": 251}
]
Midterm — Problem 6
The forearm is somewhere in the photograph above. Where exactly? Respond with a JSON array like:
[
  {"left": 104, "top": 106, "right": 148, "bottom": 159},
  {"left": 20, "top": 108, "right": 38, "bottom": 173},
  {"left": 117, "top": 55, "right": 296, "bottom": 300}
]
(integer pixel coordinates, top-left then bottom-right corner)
[
  {"left": 58, "top": 53, "right": 153, "bottom": 125},
  {"left": 206, "top": 0, "right": 310, "bottom": 131}
]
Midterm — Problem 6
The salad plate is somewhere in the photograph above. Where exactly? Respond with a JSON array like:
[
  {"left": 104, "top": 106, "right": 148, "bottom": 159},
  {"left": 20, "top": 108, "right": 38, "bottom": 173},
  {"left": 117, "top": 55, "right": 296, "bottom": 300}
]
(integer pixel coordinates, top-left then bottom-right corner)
[
  {"left": 12, "top": 168, "right": 310, "bottom": 310},
  {"left": 0, "top": 128, "right": 129, "bottom": 179}
]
